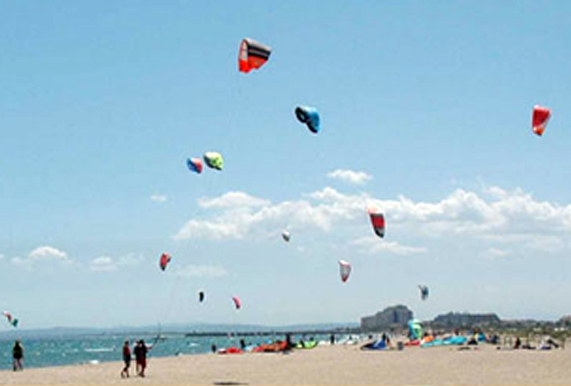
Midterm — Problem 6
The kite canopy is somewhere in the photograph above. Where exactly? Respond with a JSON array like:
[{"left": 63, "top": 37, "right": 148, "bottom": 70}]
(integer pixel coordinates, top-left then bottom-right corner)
[
  {"left": 159, "top": 253, "right": 172, "bottom": 271},
  {"left": 3, "top": 311, "right": 18, "bottom": 328},
  {"left": 408, "top": 319, "right": 423, "bottom": 340},
  {"left": 203, "top": 152, "right": 224, "bottom": 171},
  {"left": 238, "top": 38, "right": 271, "bottom": 73},
  {"left": 367, "top": 206, "right": 385, "bottom": 238},
  {"left": 418, "top": 285, "right": 429, "bottom": 301},
  {"left": 532, "top": 105, "right": 551, "bottom": 136},
  {"left": 198, "top": 291, "right": 205, "bottom": 303},
  {"left": 295, "top": 106, "right": 320, "bottom": 134},
  {"left": 186, "top": 158, "right": 203, "bottom": 174},
  {"left": 232, "top": 296, "right": 241, "bottom": 310},
  {"left": 282, "top": 230, "right": 291, "bottom": 243},
  {"left": 338, "top": 260, "right": 352, "bottom": 283}
]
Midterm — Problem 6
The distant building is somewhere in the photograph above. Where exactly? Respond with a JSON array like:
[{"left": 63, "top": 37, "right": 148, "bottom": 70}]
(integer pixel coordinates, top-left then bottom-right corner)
[
  {"left": 361, "top": 305, "right": 413, "bottom": 331},
  {"left": 559, "top": 315, "right": 571, "bottom": 327},
  {"left": 432, "top": 312, "right": 501, "bottom": 328}
]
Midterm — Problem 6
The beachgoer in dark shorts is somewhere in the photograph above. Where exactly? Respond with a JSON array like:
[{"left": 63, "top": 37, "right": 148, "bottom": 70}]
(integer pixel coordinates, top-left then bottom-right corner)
[
  {"left": 121, "top": 340, "right": 131, "bottom": 378},
  {"left": 12, "top": 340, "right": 24, "bottom": 371},
  {"left": 134, "top": 340, "right": 150, "bottom": 377}
]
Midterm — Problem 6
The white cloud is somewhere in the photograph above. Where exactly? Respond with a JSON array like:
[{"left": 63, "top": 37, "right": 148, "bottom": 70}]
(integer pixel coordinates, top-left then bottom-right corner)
[
  {"left": 327, "top": 169, "right": 372, "bottom": 185},
  {"left": 116, "top": 254, "right": 144, "bottom": 267},
  {"left": 0, "top": 254, "right": 4, "bottom": 261},
  {"left": 89, "top": 254, "right": 143, "bottom": 273},
  {"left": 172, "top": 264, "right": 228, "bottom": 278},
  {"left": 174, "top": 189, "right": 368, "bottom": 241},
  {"left": 150, "top": 194, "right": 168, "bottom": 203},
  {"left": 198, "top": 191, "right": 270, "bottom": 209},
  {"left": 28, "top": 246, "right": 69, "bottom": 261},
  {"left": 174, "top": 220, "right": 243, "bottom": 240},
  {"left": 90, "top": 256, "right": 117, "bottom": 272},
  {"left": 173, "top": 186, "right": 571, "bottom": 256},
  {"left": 352, "top": 237, "right": 427, "bottom": 255}
]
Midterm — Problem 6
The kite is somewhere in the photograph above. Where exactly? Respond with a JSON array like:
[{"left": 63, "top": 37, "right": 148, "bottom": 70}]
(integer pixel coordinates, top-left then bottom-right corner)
[
  {"left": 408, "top": 319, "right": 423, "bottom": 340},
  {"left": 367, "top": 206, "right": 385, "bottom": 238},
  {"left": 532, "top": 105, "right": 551, "bottom": 136},
  {"left": 186, "top": 158, "right": 203, "bottom": 174},
  {"left": 295, "top": 106, "right": 320, "bottom": 134},
  {"left": 232, "top": 296, "right": 241, "bottom": 310},
  {"left": 238, "top": 38, "right": 272, "bottom": 73},
  {"left": 3, "top": 312, "right": 18, "bottom": 328},
  {"left": 203, "top": 152, "right": 224, "bottom": 171},
  {"left": 159, "top": 253, "right": 172, "bottom": 271},
  {"left": 418, "top": 285, "right": 429, "bottom": 301},
  {"left": 339, "top": 260, "right": 352, "bottom": 283}
]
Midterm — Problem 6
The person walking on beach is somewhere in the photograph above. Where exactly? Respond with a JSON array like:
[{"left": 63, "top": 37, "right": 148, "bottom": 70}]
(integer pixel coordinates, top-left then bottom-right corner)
[
  {"left": 120, "top": 340, "right": 131, "bottom": 378},
  {"left": 12, "top": 340, "right": 24, "bottom": 371},
  {"left": 134, "top": 340, "right": 150, "bottom": 377}
]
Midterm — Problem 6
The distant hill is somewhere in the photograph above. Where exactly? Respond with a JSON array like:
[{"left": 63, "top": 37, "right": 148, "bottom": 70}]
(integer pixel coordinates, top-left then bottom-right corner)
[{"left": 430, "top": 312, "right": 501, "bottom": 328}]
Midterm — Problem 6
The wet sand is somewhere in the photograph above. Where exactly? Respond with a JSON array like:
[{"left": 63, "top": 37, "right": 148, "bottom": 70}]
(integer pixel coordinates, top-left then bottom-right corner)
[{"left": 1, "top": 344, "right": 570, "bottom": 385}]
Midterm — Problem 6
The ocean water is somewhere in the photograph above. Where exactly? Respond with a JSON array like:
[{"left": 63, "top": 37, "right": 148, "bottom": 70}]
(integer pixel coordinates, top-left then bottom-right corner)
[{"left": 0, "top": 332, "right": 336, "bottom": 370}]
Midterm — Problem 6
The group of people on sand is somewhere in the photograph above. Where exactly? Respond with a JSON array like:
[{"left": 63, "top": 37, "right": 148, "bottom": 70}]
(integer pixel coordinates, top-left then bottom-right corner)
[
  {"left": 512, "top": 335, "right": 563, "bottom": 350},
  {"left": 121, "top": 339, "right": 151, "bottom": 378}
]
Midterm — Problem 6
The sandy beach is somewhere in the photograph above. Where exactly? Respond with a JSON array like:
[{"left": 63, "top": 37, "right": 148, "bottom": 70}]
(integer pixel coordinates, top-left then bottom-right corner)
[{"left": 1, "top": 344, "right": 570, "bottom": 385}]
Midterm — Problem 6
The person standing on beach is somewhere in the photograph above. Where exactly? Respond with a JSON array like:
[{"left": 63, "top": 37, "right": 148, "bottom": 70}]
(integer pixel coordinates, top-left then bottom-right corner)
[
  {"left": 285, "top": 333, "right": 293, "bottom": 350},
  {"left": 12, "top": 340, "right": 24, "bottom": 371},
  {"left": 134, "top": 341, "right": 141, "bottom": 375},
  {"left": 134, "top": 340, "right": 150, "bottom": 377},
  {"left": 120, "top": 340, "right": 131, "bottom": 378}
]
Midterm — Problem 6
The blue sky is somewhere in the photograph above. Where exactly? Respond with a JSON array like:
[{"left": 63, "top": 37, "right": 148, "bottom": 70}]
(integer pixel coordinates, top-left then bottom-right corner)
[{"left": 1, "top": 1, "right": 571, "bottom": 329}]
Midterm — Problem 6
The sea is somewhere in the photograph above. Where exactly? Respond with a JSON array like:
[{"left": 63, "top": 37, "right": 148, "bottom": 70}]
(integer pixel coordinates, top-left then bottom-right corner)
[{"left": 0, "top": 331, "right": 338, "bottom": 370}]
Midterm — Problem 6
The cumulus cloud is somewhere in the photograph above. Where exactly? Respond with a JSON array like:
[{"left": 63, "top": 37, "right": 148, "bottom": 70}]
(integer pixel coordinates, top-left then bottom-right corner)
[
  {"left": 150, "top": 194, "right": 168, "bottom": 203},
  {"left": 172, "top": 264, "right": 228, "bottom": 278},
  {"left": 174, "top": 188, "right": 368, "bottom": 240},
  {"left": 89, "top": 253, "right": 143, "bottom": 273},
  {"left": 90, "top": 256, "right": 117, "bottom": 272},
  {"left": 352, "top": 237, "right": 427, "bottom": 255},
  {"left": 8, "top": 246, "right": 71, "bottom": 268},
  {"left": 327, "top": 169, "right": 372, "bottom": 185},
  {"left": 173, "top": 186, "right": 571, "bottom": 257},
  {"left": 29, "top": 246, "right": 69, "bottom": 261},
  {"left": 198, "top": 191, "right": 270, "bottom": 209}
]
